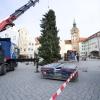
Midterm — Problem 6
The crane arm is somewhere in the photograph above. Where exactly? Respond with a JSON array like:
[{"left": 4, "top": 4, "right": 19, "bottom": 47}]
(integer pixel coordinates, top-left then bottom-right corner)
[
  {"left": 0, "top": 0, "right": 39, "bottom": 32},
  {"left": 11, "top": 0, "right": 39, "bottom": 19}
]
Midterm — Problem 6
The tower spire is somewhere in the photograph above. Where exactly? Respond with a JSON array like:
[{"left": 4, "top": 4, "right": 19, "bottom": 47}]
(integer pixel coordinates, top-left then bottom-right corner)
[{"left": 73, "top": 19, "right": 76, "bottom": 27}]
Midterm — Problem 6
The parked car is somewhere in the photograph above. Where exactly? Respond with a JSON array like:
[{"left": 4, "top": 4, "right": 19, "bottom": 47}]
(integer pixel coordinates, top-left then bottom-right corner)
[{"left": 41, "top": 62, "right": 78, "bottom": 81}]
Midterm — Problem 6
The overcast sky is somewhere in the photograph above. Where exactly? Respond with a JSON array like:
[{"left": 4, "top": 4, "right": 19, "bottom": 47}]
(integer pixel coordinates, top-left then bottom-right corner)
[{"left": 0, "top": 0, "right": 100, "bottom": 40}]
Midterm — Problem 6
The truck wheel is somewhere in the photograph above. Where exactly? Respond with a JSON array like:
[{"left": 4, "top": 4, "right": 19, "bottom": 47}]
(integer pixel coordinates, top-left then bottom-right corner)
[
  {"left": 7, "top": 63, "right": 15, "bottom": 71},
  {"left": 0, "top": 64, "right": 7, "bottom": 75}
]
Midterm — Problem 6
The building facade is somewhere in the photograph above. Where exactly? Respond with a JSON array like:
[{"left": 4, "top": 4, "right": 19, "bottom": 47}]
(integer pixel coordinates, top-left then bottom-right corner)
[
  {"left": 27, "top": 35, "right": 35, "bottom": 58},
  {"left": 80, "top": 31, "right": 100, "bottom": 57},
  {"left": 79, "top": 38, "right": 87, "bottom": 56},
  {"left": 18, "top": 27, "right": 35, "bottom": 58}
]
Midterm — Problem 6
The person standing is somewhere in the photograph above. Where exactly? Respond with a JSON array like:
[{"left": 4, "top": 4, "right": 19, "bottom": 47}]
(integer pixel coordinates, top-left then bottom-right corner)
[{"left": 76, "top": 53, "right": 79, "bottom": 62}]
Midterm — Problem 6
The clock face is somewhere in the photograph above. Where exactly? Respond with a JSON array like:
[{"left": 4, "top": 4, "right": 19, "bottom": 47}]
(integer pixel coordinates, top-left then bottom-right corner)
[{"left": 74, "top": 29, "right": 78, "bottom": 33}]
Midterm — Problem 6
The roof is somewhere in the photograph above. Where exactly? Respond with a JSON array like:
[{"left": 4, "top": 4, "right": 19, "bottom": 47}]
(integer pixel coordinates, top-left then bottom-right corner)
[
  {"left": 79, "top": 37, "right": 87, "bottom": 42},
  {"left": 83, "top": 31, "right": 100, "bottom": 42}
]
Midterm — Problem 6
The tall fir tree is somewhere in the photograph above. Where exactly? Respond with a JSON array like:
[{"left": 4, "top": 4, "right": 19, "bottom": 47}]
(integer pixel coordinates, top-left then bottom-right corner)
[{"left": 38, "top": 9, "right": 61, "bottom": 64}]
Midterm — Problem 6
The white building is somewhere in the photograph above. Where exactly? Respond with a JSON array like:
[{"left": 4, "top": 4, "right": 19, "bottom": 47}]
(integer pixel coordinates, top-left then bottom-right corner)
[
  {"left": 18, "top": 27, "right": 36, "bottom": 58},
  {"left": 18, "top": 27, "right": 28, "bottom": 58},
  {"left": 79, "top": 31, "right": 100, "bottom": 57},
  {"left": 27, "top": 35, "right": 35, "bottom": 58}
]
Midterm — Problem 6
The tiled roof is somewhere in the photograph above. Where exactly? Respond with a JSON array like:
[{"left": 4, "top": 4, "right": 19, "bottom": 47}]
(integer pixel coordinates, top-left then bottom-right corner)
[{"left": 79, "top": 37, "right": 87, "bottom": 42}]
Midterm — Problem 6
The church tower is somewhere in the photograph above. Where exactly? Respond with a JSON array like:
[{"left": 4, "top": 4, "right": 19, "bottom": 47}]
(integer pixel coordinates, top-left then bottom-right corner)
[{"left": 70, "top": 20, "right": 80, "bottom": 53}]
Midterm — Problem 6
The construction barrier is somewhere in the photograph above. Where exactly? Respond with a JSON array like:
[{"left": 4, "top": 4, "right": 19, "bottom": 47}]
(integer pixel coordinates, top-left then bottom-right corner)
[{"left": 49, "top": 71, "right": 77, "bottom": 100}]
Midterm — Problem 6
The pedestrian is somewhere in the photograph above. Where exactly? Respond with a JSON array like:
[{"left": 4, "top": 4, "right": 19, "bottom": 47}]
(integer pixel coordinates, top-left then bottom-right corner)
[
  {"left": 76, "top": 53, "right": 79, "bottom": 62},
  {"left": 36, "top": 58, "right": 39, "bottom": 72}
]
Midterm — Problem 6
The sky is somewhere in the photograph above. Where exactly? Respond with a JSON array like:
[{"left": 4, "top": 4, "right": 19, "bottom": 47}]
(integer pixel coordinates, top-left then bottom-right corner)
[{"left": 0, "top": 0, "right": 100, "bottom": 40}]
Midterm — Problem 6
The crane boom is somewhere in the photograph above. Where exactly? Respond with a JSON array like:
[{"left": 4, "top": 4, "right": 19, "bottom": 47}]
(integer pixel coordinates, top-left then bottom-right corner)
[{"left": 0, "top": 0, "right": 39, "bottom": 32}]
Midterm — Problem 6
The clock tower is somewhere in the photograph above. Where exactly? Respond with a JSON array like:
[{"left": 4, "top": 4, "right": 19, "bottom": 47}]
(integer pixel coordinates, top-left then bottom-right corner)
[{"left": 70, "top": 20, "right": 80, "bottom": 53}]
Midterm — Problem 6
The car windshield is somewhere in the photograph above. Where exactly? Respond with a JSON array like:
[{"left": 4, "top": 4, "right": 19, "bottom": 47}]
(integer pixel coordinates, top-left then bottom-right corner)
[
  {"left": 44, "top": 62, "right": 62, "bottom": 68},
  {"left": 57, "top": 63, "right": 76, "bottom": 69}
]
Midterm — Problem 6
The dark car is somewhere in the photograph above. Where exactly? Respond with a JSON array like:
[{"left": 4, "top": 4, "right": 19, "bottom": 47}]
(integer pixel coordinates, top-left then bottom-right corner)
[{"left": 41, "top": 62, "right": 78, "bottom": 81}]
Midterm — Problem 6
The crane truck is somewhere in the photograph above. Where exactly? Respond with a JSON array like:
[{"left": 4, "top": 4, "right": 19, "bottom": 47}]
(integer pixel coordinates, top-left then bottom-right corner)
[{"left": 0, "top": 0, "right": 39, "bottom": 75}]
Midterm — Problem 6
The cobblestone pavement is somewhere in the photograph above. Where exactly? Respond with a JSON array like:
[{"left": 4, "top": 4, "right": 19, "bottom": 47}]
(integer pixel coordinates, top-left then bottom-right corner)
[
  {"left": 58, "top": 60, "right": 100, "bottom": 100},
  {"left": 0, "top": 61, "right": 100, "bottom": 100}
]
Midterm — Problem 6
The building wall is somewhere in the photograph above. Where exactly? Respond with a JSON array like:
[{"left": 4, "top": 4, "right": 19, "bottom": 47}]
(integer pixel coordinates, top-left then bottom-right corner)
[
  {"left": 18, "top": 27, "right": 29, "bottom": 57},
  {"left": 59, "top": 40, "right": 72, "bottom": 58},
  {"left": 79, "top": 42, "right": 85, "bottom": 56},
  {"left": 27, "top": 36, "right": 35, "bottom": 58}
]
